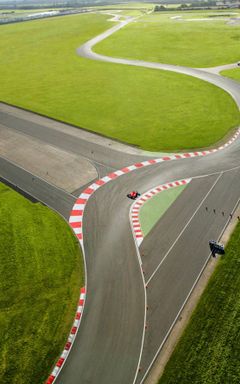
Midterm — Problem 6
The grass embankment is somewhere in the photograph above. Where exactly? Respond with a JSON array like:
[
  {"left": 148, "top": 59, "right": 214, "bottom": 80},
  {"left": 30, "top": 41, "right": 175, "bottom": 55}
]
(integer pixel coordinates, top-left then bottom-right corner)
[
  {"left": 139, "top": 185, "right": 186, "bottom": 236},
  {"left": 158, "top": 221, "right": 240, "bottom": 384},
  {"left": 221, "top": 68, "right": 240, "bottom": 82},
  {"left": 0, "top": 13, "right": 239, "bottom": 151},
  {"left": 95, "top": 11, "right": 240, "bottom": 67},
  {"left": 0, "top": 182, "right": 84, "bottom": 384}
]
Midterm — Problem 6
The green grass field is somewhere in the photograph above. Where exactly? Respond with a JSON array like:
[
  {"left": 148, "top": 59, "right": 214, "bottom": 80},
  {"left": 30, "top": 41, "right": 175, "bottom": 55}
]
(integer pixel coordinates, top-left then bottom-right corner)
[
  {"left": 158, "top": 221, "right": 240, "bottom": 384},
  {"left": 139, "top": 184, "right": 186, "bottom": 236},
  {"left": 118, "top": 9, "right": 146, "bottom": 16},
  {"left": 221, "top": 68, "right": 240, "bottom": 82},
  {"left": 0, "top": 183, "right": 84, "bottom": 384},
  {"left": 0, "top": 13, "right": 239, "bottom": 151},
  {"left": 92, "top": 2, "right": 155, "bottom": 9},
  {"left": 95, "top": 11, "right": 240, "bottom": 67}
]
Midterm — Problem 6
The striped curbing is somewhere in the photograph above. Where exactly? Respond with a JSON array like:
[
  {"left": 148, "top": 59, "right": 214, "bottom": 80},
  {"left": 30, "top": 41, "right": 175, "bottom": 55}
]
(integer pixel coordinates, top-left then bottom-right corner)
[
  {"left": 46, "top": 127, "right": 240, "bottom": 383},
  {"left": 45, "top": 287, "right": 86, "bottom": 384},
  {"left": 69, "top": 128, "right": 240, "bottom": 246},
  {"left": 130, "top": 179, "right": 192, "bottom": 247}
]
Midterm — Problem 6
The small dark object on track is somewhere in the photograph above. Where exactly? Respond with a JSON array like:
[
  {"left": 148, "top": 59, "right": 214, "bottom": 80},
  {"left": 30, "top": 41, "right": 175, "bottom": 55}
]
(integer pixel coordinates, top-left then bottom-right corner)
[{"left": 127, "top": 191, "right": 141, "bottom": 200}]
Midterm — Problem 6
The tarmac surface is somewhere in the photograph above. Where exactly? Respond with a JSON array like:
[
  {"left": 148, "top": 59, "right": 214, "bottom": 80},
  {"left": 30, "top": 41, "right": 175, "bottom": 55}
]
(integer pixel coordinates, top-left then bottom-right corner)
[
  {"left": 53, "top": 144, "right": 240, "bottom": 384},
  {"left": 0, "top": 123, "right": 98, "bottom": 193},
  {"left": 0, "top": 156, "right": 75, "bottom": 219},
  {"left": 0, "top": 12, "right": 240, "bottom": 384},
  {"left": 2, "top": 121, "right": 239, "bottom": 383}
]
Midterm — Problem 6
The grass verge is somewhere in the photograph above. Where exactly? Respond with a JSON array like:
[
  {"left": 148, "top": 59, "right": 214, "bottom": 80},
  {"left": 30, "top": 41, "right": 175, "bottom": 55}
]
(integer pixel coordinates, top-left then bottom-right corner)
[
  {"left": 139, "top": 185, "right": 186, "bottom": 236},
  {"left": 158, "top": 221, "right": 240, "bottom": 384},
  {"left": 0, "top": 182, "right": 84, "bottom": 384},
  {"left": 0, "top": 13, "right": 239, "bottom": 151}
]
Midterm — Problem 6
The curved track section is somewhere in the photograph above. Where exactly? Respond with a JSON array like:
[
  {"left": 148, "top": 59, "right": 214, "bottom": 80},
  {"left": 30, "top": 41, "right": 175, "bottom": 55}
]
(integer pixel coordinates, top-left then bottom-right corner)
[
  {"left": 77, "top": 17, "right": 240, "bottom": 109},
  {"left": 0, "top": 16, "right": 240, "bottom": 384},
  {"left": 54, "top": 14, "right": 240, "bottom": 384},
  {"left": 54, "top": 128, "right": 240, "bottom": 384},
  {"left": 130, "top": 178, "right": 192, "bottom": 246}
]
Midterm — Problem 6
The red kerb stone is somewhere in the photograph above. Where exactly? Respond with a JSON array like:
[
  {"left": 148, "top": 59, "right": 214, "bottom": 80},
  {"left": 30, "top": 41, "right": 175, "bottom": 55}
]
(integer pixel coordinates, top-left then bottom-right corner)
[
  {"left": 70, "top": 210, "right": 83, "bottom": 216},
  {"left": 108, "top": 173, "right": 118, "bottom": 179},
  {"left": 46, "top": 375, "right": 55, "bottom": 384},
  {"left": 148, "top": 159, "right": 157, "bottom": 164},
  {"left": 70, "top": 222, "right": 82, "bottom": 228},
  {"left": 76, "top": 198, "right": 87, "bottom": 205},
  {"left": 76, "top": 312, "right": 81, "bottom": 320},
  {"left": 65, "top": 341, "right": 72, "bottom": 350},
  {"left": 84, "top": 187, "right": 94, "bottom": 194},
  {"left": 56, "top": 357, "right": 65, "bottom": 367},
  {"left": 95, "top": 179, "right": 105, "bottom": 186},
  {"left": 121, "top": 167, "right": 130, "bottom": 173},
  {"left": 81, "top": 287, "right": 86, "bottom": 294},
  {"left": 71, "top": 326, "right": 77, "bottom": 335}
]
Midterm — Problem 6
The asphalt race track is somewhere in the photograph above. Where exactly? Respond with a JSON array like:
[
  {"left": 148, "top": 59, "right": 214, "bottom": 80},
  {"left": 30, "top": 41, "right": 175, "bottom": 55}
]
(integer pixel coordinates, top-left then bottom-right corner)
[
  {"left": 0, "top": 103, "right": 154, "bottom": 173},
  {"left": 0, "top": 156, "right": 75, "bottom": 219},
  {"left": 56, "top": 145, "right": 240, "bottom": 384},
  {"left": 1, "top": 13, "right": 240, "bottom": 384}
]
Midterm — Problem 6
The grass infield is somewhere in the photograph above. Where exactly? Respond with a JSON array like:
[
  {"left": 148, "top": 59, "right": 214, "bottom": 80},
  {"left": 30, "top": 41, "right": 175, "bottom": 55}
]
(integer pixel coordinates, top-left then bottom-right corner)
[
  {"left": 158, "top": 221, "right": 240, "bottom": 384},
  {"left": 221, "top": 68, "right": 240, "bottom": 82},
  {"left": 0, "top": 13, "right": 239, "bottom": 151},
  {"left": 95, "top": 11, "right": 240, "bottom": 67},
  {"left": 0, "top": 182, "right": 84, "bottom": 384}
]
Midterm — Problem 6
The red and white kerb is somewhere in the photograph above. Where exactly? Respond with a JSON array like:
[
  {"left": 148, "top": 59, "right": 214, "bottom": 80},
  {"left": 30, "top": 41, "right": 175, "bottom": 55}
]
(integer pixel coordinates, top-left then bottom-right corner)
[
  {"left": 46, "top": 127, "right": 240, "bottom": 383},
  {"left": 131, "top": 179, "right": 192, "bottom": 247},
  {"left": 45, "top": 287, "right": 86, "bottom": 384}
]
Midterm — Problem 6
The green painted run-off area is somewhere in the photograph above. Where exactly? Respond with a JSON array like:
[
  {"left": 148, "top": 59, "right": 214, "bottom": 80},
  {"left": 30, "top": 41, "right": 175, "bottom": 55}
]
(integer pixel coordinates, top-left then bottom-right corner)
[{"left": 139, "top": 184, "right": 187, "bottom": 236}]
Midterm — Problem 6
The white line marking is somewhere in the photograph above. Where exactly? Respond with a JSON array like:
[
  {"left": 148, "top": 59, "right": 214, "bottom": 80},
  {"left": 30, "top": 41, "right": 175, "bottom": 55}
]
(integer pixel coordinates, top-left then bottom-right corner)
[
  {"left": 146, "top": 172, "right": 223, "bottom": 285},
  {"left": 129, "top": 204, "right": 148, "bottom": 384},
  {"left": 139, "top": 195, "right": 240, "bottom": 384}
]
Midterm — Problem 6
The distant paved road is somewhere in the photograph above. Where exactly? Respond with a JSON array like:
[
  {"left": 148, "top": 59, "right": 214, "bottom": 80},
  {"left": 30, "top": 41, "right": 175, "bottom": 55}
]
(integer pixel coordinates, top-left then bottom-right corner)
[{"left": 77, "top": 17, "right": 240, "bottom": 109}]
